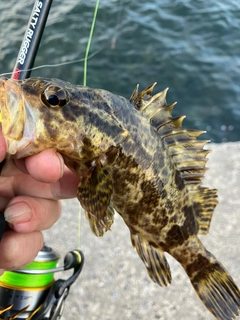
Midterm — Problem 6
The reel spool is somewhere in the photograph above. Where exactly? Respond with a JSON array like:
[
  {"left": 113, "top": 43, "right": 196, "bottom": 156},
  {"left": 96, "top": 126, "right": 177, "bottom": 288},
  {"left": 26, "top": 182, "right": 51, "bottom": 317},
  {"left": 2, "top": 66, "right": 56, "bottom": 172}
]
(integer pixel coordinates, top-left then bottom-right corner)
[{"left": 0, "top": 245, "right": 84, "bottom": 319}]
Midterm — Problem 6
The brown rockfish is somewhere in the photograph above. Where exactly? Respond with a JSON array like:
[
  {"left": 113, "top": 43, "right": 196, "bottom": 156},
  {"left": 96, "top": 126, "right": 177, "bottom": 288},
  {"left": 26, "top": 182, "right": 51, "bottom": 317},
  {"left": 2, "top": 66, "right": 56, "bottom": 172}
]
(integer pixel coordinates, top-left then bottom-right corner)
[{"left": 0, "top": 78, "right": 239, "bottom": 320}]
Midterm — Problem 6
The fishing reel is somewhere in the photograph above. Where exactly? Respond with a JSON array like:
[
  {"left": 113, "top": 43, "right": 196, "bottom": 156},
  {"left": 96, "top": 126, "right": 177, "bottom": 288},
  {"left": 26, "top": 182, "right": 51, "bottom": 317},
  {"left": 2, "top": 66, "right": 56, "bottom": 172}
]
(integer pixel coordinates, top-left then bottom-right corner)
[{"left": 0, "top": 245, "right": 84, "bottom": 319}]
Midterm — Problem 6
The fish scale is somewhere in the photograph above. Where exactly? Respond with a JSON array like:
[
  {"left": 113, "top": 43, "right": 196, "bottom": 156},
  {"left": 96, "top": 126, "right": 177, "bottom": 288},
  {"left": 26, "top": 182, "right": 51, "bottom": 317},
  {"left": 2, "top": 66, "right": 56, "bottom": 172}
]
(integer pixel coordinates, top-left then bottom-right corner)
[{"left": 0, "top": 77, "right": 239, "bottom": 320}]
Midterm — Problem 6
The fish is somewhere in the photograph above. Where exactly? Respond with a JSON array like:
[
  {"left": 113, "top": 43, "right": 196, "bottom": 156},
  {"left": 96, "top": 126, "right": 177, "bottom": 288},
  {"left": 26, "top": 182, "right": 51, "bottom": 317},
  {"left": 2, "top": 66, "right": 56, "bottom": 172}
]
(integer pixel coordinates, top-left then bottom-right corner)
[{"left": 0, "top": 77, "right": 239, "bottom": 320}]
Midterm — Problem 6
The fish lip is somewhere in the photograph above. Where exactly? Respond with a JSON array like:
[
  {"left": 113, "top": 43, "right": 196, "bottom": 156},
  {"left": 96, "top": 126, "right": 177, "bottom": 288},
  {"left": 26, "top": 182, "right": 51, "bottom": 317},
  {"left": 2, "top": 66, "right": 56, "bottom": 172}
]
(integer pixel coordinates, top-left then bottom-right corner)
[
  {"left": 0, "top": 78, "right": 6, "bottom": 111},
  {"left": 0, "top": 79, "right": 24, "bottom": 151},
  {"left": 0, "top": 78, "right": 7, "bottom": 131},
  {"left": 0, "top": 79, "right": 36, "bottom": 157}
]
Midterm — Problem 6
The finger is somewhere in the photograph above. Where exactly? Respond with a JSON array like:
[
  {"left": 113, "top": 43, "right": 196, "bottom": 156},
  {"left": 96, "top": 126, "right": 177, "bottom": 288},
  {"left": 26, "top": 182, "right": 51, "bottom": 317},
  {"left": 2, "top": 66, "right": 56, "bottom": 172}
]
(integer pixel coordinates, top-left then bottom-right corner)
[
  {"left": 1, "top": 149, "right": 64, "bottom": 183},
  {"left": 0, "top": 230, "right": 43, "bottom": 270},
  {"left": 57, "top": 167, "right": 80, "bottom": 198},
  {"left": 8, "top": 168, "right": 80, "bottom": 200},
  {"left": 15, "top": 149, "right": 64, "bottom": 183},
  {"left": 0, "top": 166, "right": 79, "bottom": 201},
  {"left": 4, "top": 196, "right": 61, "bottom": 233},
  {"left": 25, "top": 149, "right": 64, "bottom": 182}
]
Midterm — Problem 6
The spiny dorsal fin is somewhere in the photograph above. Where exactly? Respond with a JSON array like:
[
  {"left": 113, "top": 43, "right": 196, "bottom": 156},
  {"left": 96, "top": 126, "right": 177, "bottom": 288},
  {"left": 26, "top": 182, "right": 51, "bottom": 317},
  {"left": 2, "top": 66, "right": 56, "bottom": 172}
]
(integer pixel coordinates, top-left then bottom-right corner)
[
  {"left": 130, "top": 83, "right": 157, "bottom": 109},
  {"left": 130, "top": 84, "right": 214, "bottom": 187},
  {"left": 130, "top": 84, "right": 218, "bottom": 229},
  {"left": 131, "top": 234, "right": 171, "bottom": 287},
  {"left": 130, "top": 83, "right": 171, "bottom": 120}
]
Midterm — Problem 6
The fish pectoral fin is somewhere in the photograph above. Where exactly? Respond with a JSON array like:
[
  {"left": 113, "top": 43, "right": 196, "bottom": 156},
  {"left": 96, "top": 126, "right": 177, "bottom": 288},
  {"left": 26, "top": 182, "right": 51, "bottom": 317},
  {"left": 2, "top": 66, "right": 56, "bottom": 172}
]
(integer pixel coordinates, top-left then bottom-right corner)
[
  {"left": 131, "top": 234, "right": 171, "bottom": 287},
  {"left": 78, "top": 161, "right": 114, "bottom": 237},
  {"left": 192, "top": 187, "right": 218, "bottom": 235}
]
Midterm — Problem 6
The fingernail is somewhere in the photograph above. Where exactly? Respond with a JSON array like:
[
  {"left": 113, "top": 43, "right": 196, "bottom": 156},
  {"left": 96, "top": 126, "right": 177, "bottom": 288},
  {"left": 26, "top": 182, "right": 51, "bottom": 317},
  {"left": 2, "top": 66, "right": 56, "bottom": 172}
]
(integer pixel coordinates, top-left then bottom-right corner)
[
  {"left": 4, "top": 202, "right": 32, "bottom": 224},
  {"left": 56, "top": 152, "right": 64, "bottom": 178}
]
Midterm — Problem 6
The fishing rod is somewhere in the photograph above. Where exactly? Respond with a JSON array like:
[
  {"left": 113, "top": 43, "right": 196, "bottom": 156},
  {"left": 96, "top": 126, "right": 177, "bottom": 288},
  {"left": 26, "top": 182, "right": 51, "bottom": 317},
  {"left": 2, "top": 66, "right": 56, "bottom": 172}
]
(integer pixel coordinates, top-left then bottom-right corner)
[
  {"left": 0, "top": 1, "right": 84, "bottom": 319},
  {"left": 12, "top": 0, "right": 53, "bottom": 80}
]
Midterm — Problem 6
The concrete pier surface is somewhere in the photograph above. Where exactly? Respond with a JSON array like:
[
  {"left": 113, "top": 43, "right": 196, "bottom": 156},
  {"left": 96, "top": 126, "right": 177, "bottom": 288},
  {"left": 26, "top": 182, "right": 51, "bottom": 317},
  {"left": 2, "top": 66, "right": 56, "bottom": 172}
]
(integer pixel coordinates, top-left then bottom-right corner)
[{"left": 43, "top": 142, "right": 240, "bottom": 320}]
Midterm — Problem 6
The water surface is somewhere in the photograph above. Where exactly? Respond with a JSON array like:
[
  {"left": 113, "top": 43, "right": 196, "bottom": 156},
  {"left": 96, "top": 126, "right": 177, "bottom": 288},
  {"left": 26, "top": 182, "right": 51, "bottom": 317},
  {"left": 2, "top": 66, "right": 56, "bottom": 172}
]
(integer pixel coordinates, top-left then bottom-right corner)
[{"left": 1, "top": 0, "right": 240, "bottom": 142}]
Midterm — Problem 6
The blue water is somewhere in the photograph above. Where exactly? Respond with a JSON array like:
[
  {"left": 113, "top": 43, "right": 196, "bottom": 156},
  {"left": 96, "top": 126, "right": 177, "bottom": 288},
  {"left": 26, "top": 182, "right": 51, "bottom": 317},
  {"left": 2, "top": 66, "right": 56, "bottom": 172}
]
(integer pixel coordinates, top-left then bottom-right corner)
[{"left": 0, "top": 0, "right": 240, "bottom": 142}]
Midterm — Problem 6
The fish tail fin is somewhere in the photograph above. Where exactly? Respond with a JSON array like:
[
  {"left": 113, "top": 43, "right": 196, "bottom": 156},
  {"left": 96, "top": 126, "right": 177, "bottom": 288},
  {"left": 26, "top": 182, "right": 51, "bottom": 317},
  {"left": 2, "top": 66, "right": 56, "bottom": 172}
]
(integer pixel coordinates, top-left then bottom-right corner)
[{"left": 184, "top": 250, "right": 240, "bottom": 320}]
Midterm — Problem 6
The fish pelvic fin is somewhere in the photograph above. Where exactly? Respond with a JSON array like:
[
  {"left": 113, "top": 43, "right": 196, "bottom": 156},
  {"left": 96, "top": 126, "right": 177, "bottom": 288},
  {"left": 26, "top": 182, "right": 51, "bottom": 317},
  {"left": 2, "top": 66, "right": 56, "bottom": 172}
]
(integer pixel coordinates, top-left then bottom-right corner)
[
  {"left": 184, "top": 249, "right": 240, "bottom": 320},
  {"left": 131, "top": 234, "right": 171, "bottom": 287}
]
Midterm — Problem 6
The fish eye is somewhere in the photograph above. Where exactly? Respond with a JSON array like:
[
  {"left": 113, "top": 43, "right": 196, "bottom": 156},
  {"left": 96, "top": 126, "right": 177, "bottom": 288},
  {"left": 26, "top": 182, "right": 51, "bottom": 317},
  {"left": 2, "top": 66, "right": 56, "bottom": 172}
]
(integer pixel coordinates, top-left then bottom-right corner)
[
  {"left": 42, "top": 85, "right": 69, "bottom": 108},
  {"left": 47, "top": 94, "right": 60, "bottom": 106}
]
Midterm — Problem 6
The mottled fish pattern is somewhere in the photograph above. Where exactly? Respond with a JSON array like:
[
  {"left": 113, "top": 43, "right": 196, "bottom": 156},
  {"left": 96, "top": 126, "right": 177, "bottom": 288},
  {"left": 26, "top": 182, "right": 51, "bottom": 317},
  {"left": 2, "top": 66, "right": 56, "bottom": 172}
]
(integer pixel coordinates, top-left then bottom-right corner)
[{"left": 0, "top": 78, "right": 239, "bottom": 320}]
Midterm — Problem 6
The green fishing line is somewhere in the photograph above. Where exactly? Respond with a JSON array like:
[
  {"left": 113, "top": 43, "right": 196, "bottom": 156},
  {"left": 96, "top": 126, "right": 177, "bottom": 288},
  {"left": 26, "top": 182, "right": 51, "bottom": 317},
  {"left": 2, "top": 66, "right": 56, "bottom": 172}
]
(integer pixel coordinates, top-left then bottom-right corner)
[
  {"left": 79, "top": 0, "right": 100, "bottom": 247},
  {"left": 78, "top": 204, "right": 82, "bottom": 248},
  {"left": 83, "top": 0, "right": 100, "bottom": 86},
  {"left": 0, "top": 259, "right": 58, "bottom": 289}
]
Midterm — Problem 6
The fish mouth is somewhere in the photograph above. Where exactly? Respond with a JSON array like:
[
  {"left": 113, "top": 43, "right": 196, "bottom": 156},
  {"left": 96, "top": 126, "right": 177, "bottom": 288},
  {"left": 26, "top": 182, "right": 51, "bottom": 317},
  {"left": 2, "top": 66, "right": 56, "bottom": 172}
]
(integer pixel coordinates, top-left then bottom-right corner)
[{"left": 0, "top": 78, "right": 36, "bottom": 158}]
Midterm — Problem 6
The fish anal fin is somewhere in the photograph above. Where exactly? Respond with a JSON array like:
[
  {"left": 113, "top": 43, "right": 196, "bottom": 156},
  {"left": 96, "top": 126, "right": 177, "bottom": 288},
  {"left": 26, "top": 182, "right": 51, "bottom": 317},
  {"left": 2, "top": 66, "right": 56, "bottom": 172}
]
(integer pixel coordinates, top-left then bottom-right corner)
[
  {"left": 77, "top": 160, "right": 114, "bottom": 237},
  {"left": 191, "top": 187, "right": 218, "bottom": 235},
  {"left": 131, "top": 234, "right": 171, "bottom": 287}
]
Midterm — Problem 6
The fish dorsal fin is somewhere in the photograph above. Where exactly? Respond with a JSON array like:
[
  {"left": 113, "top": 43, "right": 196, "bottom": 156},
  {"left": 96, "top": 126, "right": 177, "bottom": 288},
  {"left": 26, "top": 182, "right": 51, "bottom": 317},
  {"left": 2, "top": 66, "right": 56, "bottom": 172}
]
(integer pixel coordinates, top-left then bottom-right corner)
[
  {"left": 131, "top": 234, "right": 171, "bottom": 287},
  {"left": 130, "top": 84, "right": 214, "bottom": 186},
  {"left": 130, "top": 84, "right": 218, "bottom": 233},
  {"left": 130, "top": 82, "right": 170, "bottom": 119}
]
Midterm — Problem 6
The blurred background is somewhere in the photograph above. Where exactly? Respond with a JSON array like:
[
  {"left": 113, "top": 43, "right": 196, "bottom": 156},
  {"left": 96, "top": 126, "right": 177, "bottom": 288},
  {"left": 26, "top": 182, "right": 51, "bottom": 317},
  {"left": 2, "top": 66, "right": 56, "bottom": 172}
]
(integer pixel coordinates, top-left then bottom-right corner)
[
  {"left": 0, "top": 2, "right": 240, "bottom": 320},
  {"left": 0, "top": 0, "right": 240, "bottom": 143}
]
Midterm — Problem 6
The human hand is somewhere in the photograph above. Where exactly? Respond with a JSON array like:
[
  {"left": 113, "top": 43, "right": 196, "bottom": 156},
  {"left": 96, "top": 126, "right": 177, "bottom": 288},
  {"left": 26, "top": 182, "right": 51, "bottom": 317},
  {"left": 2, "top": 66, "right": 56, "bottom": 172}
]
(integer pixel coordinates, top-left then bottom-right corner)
[{"left": 0, "top": 129, "right": 80, "bottom": 275}]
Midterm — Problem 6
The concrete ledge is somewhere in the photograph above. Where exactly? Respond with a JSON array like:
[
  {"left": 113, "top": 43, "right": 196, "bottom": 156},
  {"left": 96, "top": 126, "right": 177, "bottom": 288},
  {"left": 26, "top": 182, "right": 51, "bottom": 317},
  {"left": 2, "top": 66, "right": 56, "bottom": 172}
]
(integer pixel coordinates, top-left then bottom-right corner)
[{"left": 43, "top": 142, "right": 240, "bottom": 320}]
